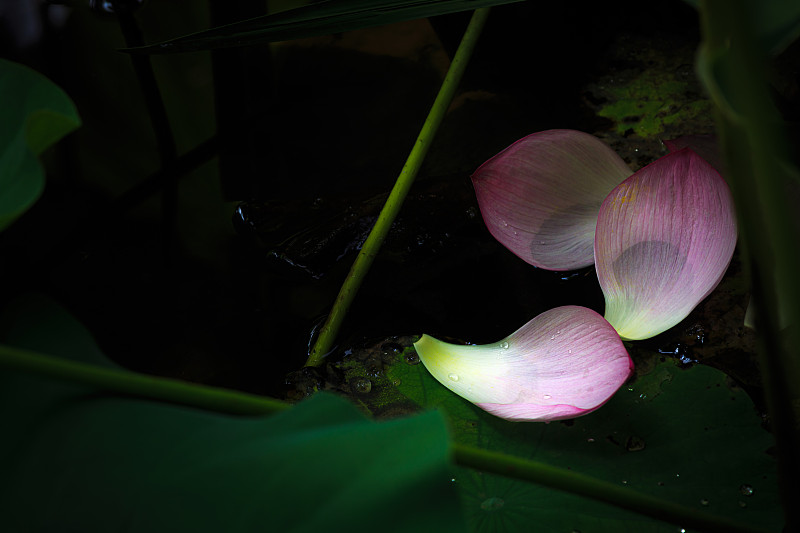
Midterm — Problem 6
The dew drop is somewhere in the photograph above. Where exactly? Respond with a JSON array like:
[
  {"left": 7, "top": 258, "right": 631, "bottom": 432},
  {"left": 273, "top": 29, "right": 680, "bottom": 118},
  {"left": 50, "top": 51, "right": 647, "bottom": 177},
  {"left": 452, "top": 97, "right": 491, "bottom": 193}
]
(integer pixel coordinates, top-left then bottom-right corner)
[
  {"left": 501, "top": 220, "right": 509, "bottom": 227},
  {"left": 404, "top": 351, "right": 420, "bottom": 365},
  {"left": 587, "top": 438, "right": 595, "bottom": 443},
  {"left": 700, "top": 498, "right": 709, "bottom": 506},
  {"left": 352, "top": 377, "right": 372, "bottom": 394},
  {"left": 480, "top": 497, "right": 504, "bottom": 511},
  {"left": 500, "top": 341, "right": 509, "bottom": 349},
  {"left": 543, "top": 394, "right": 552, "bottom": 400},
  {"left": 738, "top": 501, "right": 747, "bottom": 508},
  {"left": 448, "top": 373, "right": 460, "bottom": 382},
  {"left": 739, "top": 484, "right": 754, "bottom": 496}
]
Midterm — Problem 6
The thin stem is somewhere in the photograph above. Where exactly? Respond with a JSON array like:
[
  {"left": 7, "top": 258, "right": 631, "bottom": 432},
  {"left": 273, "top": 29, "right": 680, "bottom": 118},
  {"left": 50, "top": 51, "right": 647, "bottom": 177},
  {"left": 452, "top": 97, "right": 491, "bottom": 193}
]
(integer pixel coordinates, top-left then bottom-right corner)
[
  {"left": 306, "top": 8, "right": 491, "bottom": 366},
  {"left": 112, "top": 1, "right": 179, "bottom": 260},
  {"left": 0, "top": 344, "right": 288, "bottom": 416},
  {"left": 452, "top": 443, "right": 773, "bottom": 533}
]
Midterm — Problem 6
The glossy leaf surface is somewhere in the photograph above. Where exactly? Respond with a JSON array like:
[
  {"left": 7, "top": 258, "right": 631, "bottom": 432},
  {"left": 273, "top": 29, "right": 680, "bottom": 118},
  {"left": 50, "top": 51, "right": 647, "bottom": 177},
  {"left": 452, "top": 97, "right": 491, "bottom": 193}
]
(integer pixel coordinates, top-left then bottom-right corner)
[
  {"left": 415, "top": 305, "right": 633, "bottom": 421},
  {"left": 389, "top": 348, "right": 781, "bottom": 532},
  {"left": 596, "top": 149, "right": 737, "bottom": 340},
  {"left": 472, "top": 130, "right": 632, "bottom": 270}
]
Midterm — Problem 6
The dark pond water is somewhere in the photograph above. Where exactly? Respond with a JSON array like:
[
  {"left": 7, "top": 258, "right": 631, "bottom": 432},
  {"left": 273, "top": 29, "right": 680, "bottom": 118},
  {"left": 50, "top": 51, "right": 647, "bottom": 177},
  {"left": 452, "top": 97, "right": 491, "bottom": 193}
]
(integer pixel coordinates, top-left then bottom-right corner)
[{"left": 2, "top": 0, "right": 790, "bottom": 406}]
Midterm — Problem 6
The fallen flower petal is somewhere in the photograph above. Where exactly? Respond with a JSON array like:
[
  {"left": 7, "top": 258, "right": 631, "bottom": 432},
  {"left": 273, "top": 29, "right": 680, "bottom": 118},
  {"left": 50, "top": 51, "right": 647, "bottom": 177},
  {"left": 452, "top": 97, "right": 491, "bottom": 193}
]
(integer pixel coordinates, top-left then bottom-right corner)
[
  {"left": 472, "top": 130, "right": 632, "bottom": 271},
  {"left": 414, "top": 306, "right": 633, "bottom": 422},
  {"left": 596, "top": 148, "right": 737, "bottom": 340}
]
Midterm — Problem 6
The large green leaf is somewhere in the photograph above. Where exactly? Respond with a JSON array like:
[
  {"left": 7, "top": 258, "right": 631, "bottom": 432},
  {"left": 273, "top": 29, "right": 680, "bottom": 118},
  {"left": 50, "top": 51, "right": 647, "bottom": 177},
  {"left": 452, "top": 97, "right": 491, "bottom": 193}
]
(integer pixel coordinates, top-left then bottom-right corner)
[
  {"left": 0, "top": 60, "right": 81, "bottom": 231},
  {"left": 682, "top": 0, "right": 800, "bottom": 54},
  {"left": 389, "top": 348, "right": 782, "bottom": 532},
  {"left": 0, "top": 296, "right": 465, "bottom": 533},
  {"left": 128, "top": 0, "right": 523, "bottom": 54}
]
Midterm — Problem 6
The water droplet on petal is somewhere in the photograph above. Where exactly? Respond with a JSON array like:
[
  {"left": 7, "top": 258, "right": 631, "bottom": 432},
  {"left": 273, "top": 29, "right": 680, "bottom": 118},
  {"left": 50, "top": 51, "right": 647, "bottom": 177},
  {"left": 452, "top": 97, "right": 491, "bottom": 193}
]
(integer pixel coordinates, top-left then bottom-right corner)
[
  {"left": 739, "top": 484, "right": 754, "bottom": 496},
  {"left": 499, "top": 341, "right": 509, "bottom": 349},
  {"left": 448, "top": 373, "right": 459, "bottom": 382},
  {"left": 543, "top": 394, "right": 552, "bottom": 400}
]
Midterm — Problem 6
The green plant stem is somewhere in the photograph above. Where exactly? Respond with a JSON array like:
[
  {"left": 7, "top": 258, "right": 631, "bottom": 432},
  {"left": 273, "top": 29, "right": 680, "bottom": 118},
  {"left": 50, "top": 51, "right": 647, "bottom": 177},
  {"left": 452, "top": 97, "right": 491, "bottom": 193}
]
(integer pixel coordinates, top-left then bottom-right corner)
[
  {"left": 306, "top": 8, "right": 490, "bottom": 366},
  {"left": 1, "top": 342, "right": 772, "bottom": 531},
  {"left": 112, "top": 1, "right": 179, "bottom": 260},
  {"left": 452, "top": 443, "right": 772, "bottom": 533},
  {"left": 0, "top": 344, "right": 288, "bottom": 416},
  {"left": 698, "top": 1, "right": 800, "bottom": 529}
]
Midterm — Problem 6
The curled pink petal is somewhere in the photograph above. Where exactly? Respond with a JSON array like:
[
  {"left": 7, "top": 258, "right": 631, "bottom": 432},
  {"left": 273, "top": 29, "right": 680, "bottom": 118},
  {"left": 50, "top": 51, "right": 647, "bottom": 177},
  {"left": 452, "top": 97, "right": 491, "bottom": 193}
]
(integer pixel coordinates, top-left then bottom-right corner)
[
  {"left": 414, "top": 306, "right": 633, "bottom": 422},
  {"left": 472, "top": 130, "right": 632, "bottom": 271},
  {"left": 596, "top": 149, "right": 737, "bottom": 340}
]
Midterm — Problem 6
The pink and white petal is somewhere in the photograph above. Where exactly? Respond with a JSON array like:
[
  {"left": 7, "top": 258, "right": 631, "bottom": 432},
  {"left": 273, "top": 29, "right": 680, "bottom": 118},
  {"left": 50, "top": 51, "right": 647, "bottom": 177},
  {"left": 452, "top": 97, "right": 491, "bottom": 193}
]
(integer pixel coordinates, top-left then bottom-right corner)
[
  {"left": 414, "top": 306, "right": 633, "bottom": 422},
  {"left": 595, "top": 148, "right": 737, "bottom": 340},
  {"left": 472, "top": 130, "right": 632, "bottom": 271},
  {"left": 664, "top": 135, "right": 722, "bottom": 172}
]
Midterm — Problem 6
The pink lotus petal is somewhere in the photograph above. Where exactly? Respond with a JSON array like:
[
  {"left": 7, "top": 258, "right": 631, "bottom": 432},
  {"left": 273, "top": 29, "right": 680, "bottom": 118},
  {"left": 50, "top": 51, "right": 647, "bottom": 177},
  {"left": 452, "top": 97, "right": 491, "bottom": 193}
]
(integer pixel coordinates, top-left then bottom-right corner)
[
  {"left": 472, "top": 130, "right": 633, "bottom": 271},
  {"left": 664, "top": 135, "right": 722, "bottom": 172},
  {"left": 414, "top": 306, "right": 633, "bottom": 422},
  {"left": 595, "top": 149, "right": 737, "bottom": 340}
]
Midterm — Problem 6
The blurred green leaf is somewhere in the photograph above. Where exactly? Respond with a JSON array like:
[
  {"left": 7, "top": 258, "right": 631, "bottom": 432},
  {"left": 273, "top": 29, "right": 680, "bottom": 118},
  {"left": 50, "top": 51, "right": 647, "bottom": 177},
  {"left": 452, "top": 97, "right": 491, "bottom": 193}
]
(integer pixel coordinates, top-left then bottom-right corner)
[
  {"left": 697, "top": 0, "right": 800, "bottom": 523},
  {"left": 0, "top": 59, "right": 81, "bottom": 231},
  {"left": 128, "top": 0, "right": 523, "bottom": 54},
  {"left": 0, "top": 296, "right": 465, "bottom": 533},
  {"left": 682, "top": 0, "right": 800, "bottom": 54},
  {"left": 389, "top": 349, "right": 782, "bottom": 532}
]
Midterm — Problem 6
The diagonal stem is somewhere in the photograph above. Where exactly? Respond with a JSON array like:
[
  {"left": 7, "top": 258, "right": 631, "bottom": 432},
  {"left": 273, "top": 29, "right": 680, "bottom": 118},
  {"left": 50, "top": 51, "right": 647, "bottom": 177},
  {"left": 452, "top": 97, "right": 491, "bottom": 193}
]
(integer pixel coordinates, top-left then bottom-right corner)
[
  {"left": 0, "top": 343, "right": 287, "bottom": 416},
  {"left": 111, "top": 1, "right": 179, "bottom": 260},
  {"left": 305, "top": 7, "right": 491, "bottom": 366},
  {"left": 452, "top": 443, "right": 773, "bottom": 533}
]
